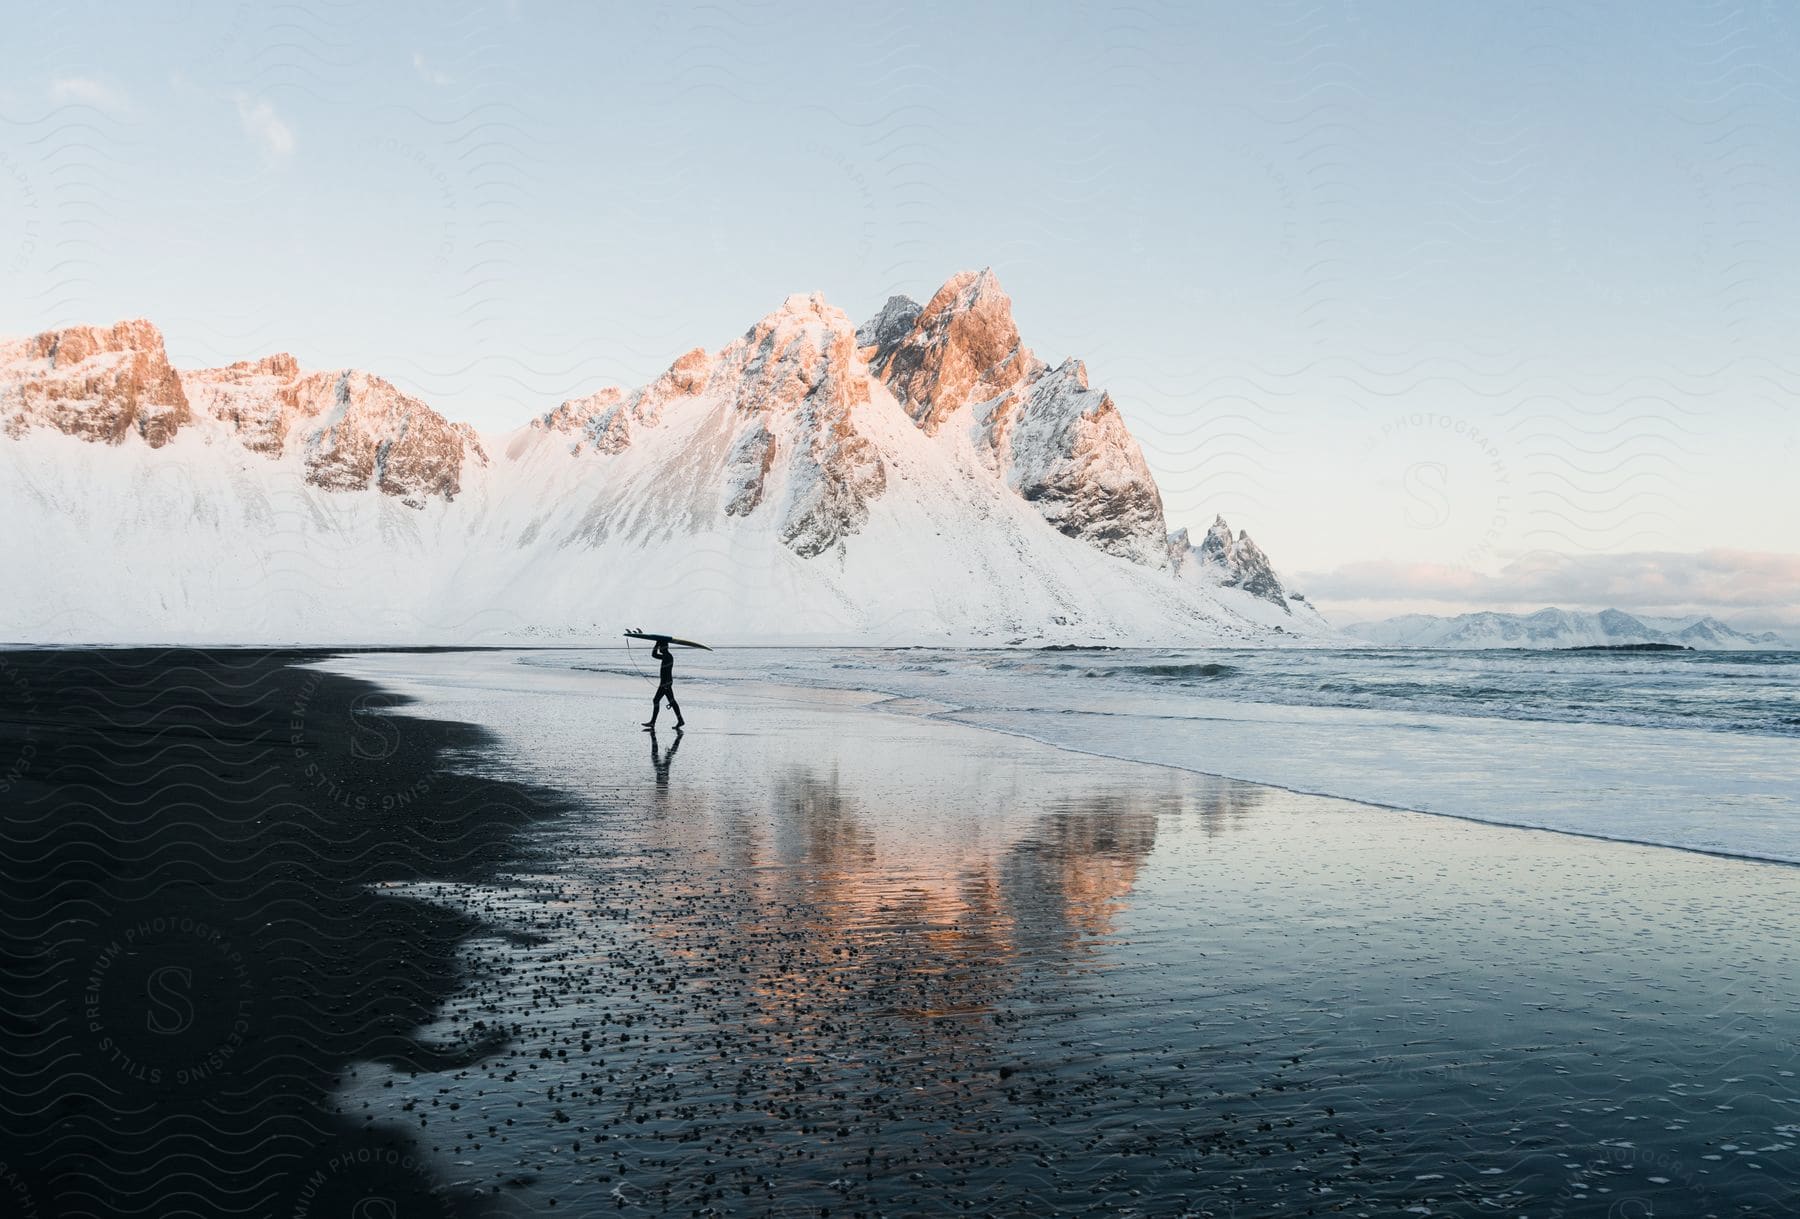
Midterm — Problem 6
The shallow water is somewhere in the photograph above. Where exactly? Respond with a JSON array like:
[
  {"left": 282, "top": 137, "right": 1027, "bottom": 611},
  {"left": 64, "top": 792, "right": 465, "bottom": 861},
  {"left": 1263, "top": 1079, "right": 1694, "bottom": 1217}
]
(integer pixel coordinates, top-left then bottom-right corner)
[
  {"left": 527, "top": 647, "right": 1800, "bottom": 863},
  {"left": 324, "top": 652, "right": 1800, "bottom": 1216}
]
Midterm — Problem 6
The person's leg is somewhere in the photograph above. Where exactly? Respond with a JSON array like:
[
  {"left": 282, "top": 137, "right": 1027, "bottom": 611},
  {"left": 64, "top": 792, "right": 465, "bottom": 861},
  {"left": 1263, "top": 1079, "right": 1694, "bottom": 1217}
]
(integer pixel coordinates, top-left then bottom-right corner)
[
  {"left": 668, "top": 689, "right": 684, "bottom": 729},
  {"left": 644, "top": 686, "right": 665, "bottom": 727}
]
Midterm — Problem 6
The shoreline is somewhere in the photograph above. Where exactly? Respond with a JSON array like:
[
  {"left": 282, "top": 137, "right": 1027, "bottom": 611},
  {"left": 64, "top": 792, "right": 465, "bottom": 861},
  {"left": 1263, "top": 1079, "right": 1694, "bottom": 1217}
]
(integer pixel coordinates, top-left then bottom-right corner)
[
  {"left": 917, "top": 706, "right": 1800, "bottom": 870},
  {"left": 0, "top": 648, "right": 569, "bottom": 1217},
  {"left": 5, "top": 647, "right": 1796, "bottom": 1214},
  {"left": 516, "top": 647, "right": 1800, "bottom": 868},
  {"left": 314, "top": 648, "right": 1800, "bottom": 1216}
]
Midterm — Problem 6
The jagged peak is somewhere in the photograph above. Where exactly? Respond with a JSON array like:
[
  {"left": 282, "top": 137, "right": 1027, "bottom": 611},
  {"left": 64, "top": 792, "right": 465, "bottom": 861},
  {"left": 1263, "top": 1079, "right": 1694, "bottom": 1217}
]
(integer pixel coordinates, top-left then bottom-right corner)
[
  {"left": 855, "top": 294, "right": 922, "bottom": 351},
  {"left": 3, "top": 317, "right": 190, "bottom": 448},
  {"left": 1038, "top": 357, "right": 1090, "bottom": 391},
  {"left": 205, "top": 352, "right": 301, "bottom": 380},
  {"left": 862, "top": 268, "right": 1032, "bottom": 433},
  {"left": 752, "top": 292, "right": 853, "bottom": 335},
  {"left": 938, "top": 265, "right": 1003, "bottom": 298},
  {"left": 25, "top": 318, "right": 169, "bottom": 367},
  {"left": 921, "top": 267, "right": 1013, "bottom": 328},
  {"left": 650, "top": 346, "right": 711, "bottom": 397},
  {"left": 1175, "top": 515, "right": 1290, "bottom": 610},
  {"left": 730, "top": 294, "right": 860, "bottom": 368}
]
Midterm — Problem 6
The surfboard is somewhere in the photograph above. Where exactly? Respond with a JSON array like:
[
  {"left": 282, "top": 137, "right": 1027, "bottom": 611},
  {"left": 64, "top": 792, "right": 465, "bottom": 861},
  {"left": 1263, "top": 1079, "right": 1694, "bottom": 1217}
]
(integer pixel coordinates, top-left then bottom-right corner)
[{"left": 624, "top": 630, "right": 713, "bottom": 651}]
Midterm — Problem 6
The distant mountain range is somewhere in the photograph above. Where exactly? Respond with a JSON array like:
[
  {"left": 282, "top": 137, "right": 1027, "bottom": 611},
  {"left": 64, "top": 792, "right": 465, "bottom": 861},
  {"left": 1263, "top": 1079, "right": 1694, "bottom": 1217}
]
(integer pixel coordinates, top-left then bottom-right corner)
[
  {"left": 1345, "top": 608, "right": 1790, "bottom": 651},
  {"left": 0, "top": 270, "right": 1332, "bottom": 645}
]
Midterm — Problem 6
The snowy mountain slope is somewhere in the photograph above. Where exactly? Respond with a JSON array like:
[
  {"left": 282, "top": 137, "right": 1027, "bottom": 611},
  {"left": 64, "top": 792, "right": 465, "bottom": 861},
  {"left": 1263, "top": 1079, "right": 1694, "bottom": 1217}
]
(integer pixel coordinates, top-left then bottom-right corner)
[
  {"left": 1344, "top": 608, "right": 1790, "bottom": 650},
  {"left": 0, "top": 278, "right": 1336, "bottom": 646}
]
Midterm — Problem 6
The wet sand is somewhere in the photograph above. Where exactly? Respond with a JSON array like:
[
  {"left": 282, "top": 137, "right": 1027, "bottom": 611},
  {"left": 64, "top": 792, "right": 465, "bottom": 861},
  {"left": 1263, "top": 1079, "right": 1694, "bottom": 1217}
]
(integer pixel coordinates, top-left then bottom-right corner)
[{"left": 319, "top": 651, "right": 1800, "bottom": 1217}]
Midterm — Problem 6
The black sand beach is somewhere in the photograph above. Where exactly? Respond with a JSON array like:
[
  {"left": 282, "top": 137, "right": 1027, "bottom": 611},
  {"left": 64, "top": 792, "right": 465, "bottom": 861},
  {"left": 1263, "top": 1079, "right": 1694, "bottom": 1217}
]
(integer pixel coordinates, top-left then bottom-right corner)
[
  {"left": 4, "top": 648, "right": 1799, "bottom": 1218},
  {"left": 0, "top": 649, "right": 564, "bottom": 1218}
]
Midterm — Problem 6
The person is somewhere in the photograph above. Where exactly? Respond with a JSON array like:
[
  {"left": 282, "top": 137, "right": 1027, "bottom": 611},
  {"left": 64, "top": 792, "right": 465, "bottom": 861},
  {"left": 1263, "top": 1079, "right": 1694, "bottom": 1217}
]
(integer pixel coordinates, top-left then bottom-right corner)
[{"left": 643, "top": 638, "right": 685, "bottom": 731}]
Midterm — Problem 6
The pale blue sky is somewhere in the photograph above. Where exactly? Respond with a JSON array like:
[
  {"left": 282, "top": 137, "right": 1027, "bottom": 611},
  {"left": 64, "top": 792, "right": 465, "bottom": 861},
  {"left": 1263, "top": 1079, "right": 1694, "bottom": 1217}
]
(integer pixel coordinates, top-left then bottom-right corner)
[{"left": 4, "top": 2, "right": 1797, "bottom": 624}]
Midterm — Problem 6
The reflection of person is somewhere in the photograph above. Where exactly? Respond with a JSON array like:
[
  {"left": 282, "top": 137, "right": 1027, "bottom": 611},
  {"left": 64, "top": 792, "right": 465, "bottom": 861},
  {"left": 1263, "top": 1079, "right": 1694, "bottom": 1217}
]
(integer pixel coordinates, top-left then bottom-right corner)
[
  {"left": 648, "top": 726, "right": 681, "bottom": 789},
  {"left": 643, "top": 639, "right": 685, "bottom": 731}
]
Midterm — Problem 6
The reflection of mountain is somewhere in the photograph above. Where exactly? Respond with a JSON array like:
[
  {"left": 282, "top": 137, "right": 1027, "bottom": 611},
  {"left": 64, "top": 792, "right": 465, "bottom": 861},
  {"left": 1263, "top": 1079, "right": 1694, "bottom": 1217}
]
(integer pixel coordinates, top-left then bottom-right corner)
[
  {"left": 633, "top": 765, "right": 1223, "bottom": 1033},
  {"left": 1189, "top": 780, "right": 1267, "bottom": 838},
  {"left": 768, "top": 767, "right": 879, "bottom": 874},
  {"left": 1000, "top": 800, "right": 1162, "bottom": 951},
  {"left": 337, "top": 715, "right": 1282, "bottom": 1216}
]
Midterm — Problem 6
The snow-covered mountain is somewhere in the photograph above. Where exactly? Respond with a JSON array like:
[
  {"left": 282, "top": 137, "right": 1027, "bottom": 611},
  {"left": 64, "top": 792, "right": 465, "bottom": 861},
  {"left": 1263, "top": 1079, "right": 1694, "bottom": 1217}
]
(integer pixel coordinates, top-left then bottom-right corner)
[
  {"left": 1344, "top": 608, "right": 1790, "bottom": 650},
  {"left": 0, "top": 272, "right": 1335, "bottom": 646}
]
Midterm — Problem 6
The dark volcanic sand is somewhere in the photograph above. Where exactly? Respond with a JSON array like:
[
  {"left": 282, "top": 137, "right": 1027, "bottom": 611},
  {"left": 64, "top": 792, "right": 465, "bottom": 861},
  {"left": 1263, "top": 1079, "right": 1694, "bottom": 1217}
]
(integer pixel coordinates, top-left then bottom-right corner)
[{"left": 0, "top": 649, "right": 563, "bottom": 1218}]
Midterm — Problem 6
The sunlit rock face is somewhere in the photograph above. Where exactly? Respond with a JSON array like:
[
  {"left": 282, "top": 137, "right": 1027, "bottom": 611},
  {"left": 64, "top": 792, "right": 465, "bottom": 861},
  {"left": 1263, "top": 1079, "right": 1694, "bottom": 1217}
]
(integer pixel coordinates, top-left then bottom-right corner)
[
  {"left": 861, "top": 269, "right": 1041, "bottom": 436},
  {"left": 1, "top": 320, "right": 191, "bottom": 448},
  {"left": 533, "top": 294, "right": 888, "bottom": 558},
  {"left": 183, "top": 358, "right": 485, "bottom": 507},
  {"left": 859, "top": 269, "right": 1170, "bottom": 567},
  {"left": 709, "top": 293, "right": 886, "bottom": 557},
  {"left": 535, "top": 347, "right": 712, "bottom": 458}
]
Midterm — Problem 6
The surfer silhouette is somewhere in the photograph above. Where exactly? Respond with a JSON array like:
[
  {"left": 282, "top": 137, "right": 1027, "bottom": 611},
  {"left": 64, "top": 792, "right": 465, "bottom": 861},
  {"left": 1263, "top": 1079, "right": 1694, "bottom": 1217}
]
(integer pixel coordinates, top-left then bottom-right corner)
[{"left": 643, "top": 639, "right": 685, "bottom": 731}]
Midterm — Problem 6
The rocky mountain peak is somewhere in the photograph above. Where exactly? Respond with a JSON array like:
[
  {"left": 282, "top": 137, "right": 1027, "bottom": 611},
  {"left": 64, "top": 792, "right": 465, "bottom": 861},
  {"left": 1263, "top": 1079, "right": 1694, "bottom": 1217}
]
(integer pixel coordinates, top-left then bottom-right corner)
[
  {"left": 714, "top": 293, "right": 884, "bottom": 554},
  {"left": 2, "top": 318, "right": 191, "bottom": 447},
  {"left": 1171, "top": 515, "right": 1290, "bottom": 609},
  {"left": 536, "top": 344, "right": 715, "bottom": 457},
  {"left": 224, "top": 352, "right": 301, "bottom": 379},
  {"left": 856, "top": 273, "right": 1170, "bottom": 567},
  {"left": 537, "top": 385, "right": 630, "bottom": 454},
  {"left": 861, "top": 268, "right": 1038, "bottom": 435},
  {"left": 990, "top": 360, "right": 1168, "bottom": 567},
  {"left": 297, "top": 370, "right": 486, "bottom": 507},
  {"left": 722, "top": 293, "right": 869, "bottom": 418},
  {"left": 854, "top": 294, "right": 921, "bottom": 354},
  {"left": 179, "top": 355, "right": 482, "bottom": 507}
]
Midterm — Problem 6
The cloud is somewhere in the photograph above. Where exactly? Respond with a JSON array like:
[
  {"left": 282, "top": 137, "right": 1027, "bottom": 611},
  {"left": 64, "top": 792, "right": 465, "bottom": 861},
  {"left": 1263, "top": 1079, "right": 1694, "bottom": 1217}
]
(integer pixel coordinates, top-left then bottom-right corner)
[
  {"left": 235, "top": 94, "right": 295, "bottom": 162},
  {"left": 412, "top": 51, "right": 453, "bottom": 86},
  {"left": 49, "top": 76, "right": 131, "bottom": 115},
  {"left": 1303, "top": 550, "right": 1800, "bottom": 631}
]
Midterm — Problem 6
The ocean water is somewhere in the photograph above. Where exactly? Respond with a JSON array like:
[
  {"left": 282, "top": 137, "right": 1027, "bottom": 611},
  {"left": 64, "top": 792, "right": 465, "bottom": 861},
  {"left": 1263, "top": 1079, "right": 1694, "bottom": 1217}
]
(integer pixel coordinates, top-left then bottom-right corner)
[
  {"left": 530, "top": 646, "right": 1800, "bottom": 863},
  {"left": 314, "top": 650, "right": 1800, "bottom": 1217}
]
